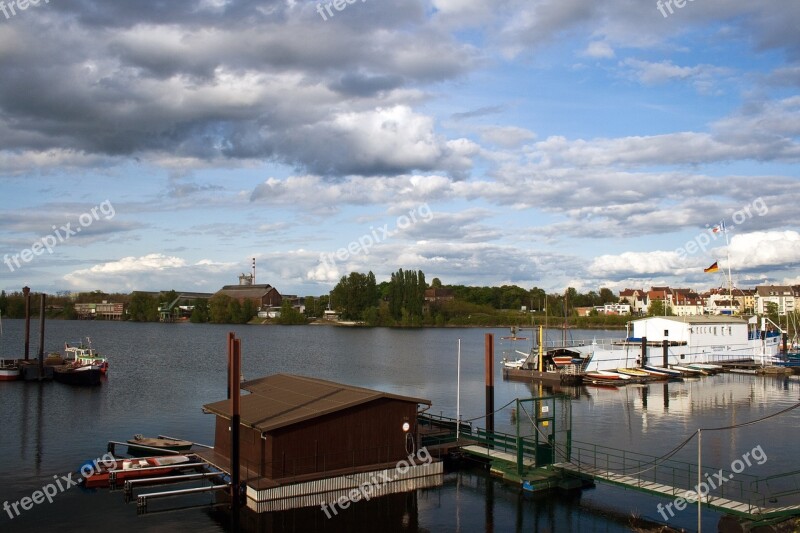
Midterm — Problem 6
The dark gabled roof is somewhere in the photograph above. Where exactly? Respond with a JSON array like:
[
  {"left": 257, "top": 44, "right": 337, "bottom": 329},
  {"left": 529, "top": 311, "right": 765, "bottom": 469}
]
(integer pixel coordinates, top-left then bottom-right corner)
[
  {"left": 215, "top": 284, "right": 277, "bottom": 299},
  {"left": 203, "top": 373, "right": 431, "bottom": 433}
]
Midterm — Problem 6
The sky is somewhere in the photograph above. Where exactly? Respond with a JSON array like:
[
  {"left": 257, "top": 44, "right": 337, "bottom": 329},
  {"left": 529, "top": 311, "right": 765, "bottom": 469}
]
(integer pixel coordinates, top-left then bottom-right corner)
[{"left": 0, "top": 0, "right": 799, "bottom": 297}]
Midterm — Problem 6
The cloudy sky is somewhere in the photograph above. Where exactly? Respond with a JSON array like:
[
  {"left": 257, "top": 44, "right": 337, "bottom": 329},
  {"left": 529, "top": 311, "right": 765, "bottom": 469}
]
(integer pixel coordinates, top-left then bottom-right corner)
[{"left": 1, "top": 0, "right": 799, "bottom": 297}]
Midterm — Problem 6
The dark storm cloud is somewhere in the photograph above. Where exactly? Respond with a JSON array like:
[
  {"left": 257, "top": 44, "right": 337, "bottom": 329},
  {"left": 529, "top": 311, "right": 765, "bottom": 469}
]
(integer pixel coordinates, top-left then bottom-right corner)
[{"left": 0, "top": 0, "right": 477, "bottom": 177}]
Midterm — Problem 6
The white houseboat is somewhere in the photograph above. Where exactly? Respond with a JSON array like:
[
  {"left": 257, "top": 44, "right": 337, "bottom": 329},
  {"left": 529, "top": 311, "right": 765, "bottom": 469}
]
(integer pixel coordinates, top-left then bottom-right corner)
[{"left": 580, "top": 316, "right": 782, "bottom": 372}]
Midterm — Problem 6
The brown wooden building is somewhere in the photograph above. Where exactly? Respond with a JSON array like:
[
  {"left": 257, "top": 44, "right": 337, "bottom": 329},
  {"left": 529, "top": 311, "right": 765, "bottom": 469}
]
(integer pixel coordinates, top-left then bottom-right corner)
[
  {"left": 202, "top": 373, "right": 430, "bottom": 480},
  {"left": 213, "top": 284, "right": 282, "bottom": 310}
]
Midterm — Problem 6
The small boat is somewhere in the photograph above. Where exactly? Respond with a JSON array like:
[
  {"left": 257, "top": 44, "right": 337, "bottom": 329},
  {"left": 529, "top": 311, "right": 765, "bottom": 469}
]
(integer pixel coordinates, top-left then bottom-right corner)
[
  {"left": 127, "top": 435, "right": 194, "bottom": 457},
  {"left": 687, "top": 363, "right": 721, "bottom": 374},
  {"left": 0, "top": 360, "right": 20, "bottom": 381},
  {"left": 643, "top": 365, "right": 682, "bottom": 377},
  {"left": 81, "top": 454, "right": 197, "bottom": 488},
  {"left": 53, "top": 364, "right": 102, "bottom": 386},
  {"left": 585, "top": 370, "right": 630, "bottom": 381},
  {"left": 553, "top": 356, "right": 574, "bottom": 366},
  {"left": 729, "top": 368, "right": 757, "bottom": 375},
  {"left": 0, "top": 312, "right": 19, "bottom": 381},
  {"left": 671, "top": 365, "right": 707, "bottom": 375},
  {"left": 617, "top": 368, "right": 648, "bottom": 377},
  {"left": 64, "top": 337, "right": 109, "bottom": 374}
]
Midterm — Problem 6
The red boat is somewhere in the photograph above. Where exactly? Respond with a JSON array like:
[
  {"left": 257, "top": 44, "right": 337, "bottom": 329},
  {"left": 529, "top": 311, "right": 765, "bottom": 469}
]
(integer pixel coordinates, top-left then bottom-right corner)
[{"left": 81, "top": 454, "right": 198, "bottom": 488}]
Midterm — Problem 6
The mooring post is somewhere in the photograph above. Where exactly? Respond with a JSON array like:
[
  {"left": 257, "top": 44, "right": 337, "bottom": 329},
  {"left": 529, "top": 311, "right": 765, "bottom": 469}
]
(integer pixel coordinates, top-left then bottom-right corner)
[
  {"left": 38, "top": 293, "right": 45, "bottom": 379},
  {"left": 662, "top": 340, "right": 668, "bottom": 368},
  {"left": 227, "top": 332, "right": 234, "bottom": 400},
  {"left": 485, "top": 333, "right": 495, "bottom": 442},
  {"left": 640, "top": 336, "right": 647, "bottom": 367},
  {"left": 23, "top": 286, "right": 30, "bottom": 361},
  {"left": 230, "top": 333, "right": 241, "bottom": 528}
]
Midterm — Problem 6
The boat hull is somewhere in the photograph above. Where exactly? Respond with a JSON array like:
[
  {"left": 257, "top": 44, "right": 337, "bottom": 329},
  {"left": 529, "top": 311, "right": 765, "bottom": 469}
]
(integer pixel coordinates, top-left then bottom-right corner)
[
  {"left": 53, "top": 366, "right": 102, "bottom": 386},
  {"left": 0, "top": 368, "right": 21, "bottom": 381}
]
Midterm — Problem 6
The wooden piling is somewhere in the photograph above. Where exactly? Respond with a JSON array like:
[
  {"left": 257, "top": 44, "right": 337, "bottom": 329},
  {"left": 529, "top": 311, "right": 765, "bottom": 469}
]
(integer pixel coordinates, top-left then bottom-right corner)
[
  {"left": 640, "top": 336, "right": 647, "bottom": 367},
  {"left": 485, "top": 333, "right": 494, "bottom": 437},
  {"left": 23, "top": 286, "right": 30, "bottom": 361},
  {"left": 38, "top": 293, "right": 45, "bottom": 379},
  {"left": 229, "top": 333, "right": 241, "bottom": 528}
]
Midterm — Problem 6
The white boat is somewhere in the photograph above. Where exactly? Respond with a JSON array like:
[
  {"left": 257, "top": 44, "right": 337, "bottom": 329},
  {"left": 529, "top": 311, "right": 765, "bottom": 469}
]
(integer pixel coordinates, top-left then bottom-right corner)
[
  {"left": 579, "top": 315, "right": 782, "bottom": 372},
  {"left": 0, "top": 311, "right": 19, "bottom": 381}
]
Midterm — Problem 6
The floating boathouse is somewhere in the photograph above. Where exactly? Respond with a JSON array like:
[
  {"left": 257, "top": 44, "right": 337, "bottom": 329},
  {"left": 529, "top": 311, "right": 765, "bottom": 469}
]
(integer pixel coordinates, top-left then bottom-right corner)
[{"left": 200, "top": 373, "right": 443, "bottom": 512}]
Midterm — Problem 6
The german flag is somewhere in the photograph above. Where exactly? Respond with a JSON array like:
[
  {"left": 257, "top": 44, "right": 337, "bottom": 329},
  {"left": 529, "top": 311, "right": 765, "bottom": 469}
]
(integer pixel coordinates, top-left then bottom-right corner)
[{"left": 704, "top": 261, "right": 720, "bottom": 273}]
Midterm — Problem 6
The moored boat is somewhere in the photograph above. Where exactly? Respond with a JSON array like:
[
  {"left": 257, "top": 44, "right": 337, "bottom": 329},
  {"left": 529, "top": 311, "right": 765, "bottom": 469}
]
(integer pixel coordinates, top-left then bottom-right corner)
[
  {"left": 585, "top": 370, "right": 630, "bottom": 381},
  {"left": 616, "top": 368, "right": 648, "bottom": 377},
  {"left": 81, "top": 454, "right": 198, "bottom": 488},
  {"left": 64, "top": 337, "right": 109, "bottom": 374},
  {"left": 127, "top": 435, "right": 194, "bottom": 457},
  {"left": 643, "top": 364, "right": 682, "bottom": 377},
  {"left": 0, "top": 361, "right": 20, "bottom": 381},
  {"left": 670, "top": 365, "right": 705, "bottom": 375}
]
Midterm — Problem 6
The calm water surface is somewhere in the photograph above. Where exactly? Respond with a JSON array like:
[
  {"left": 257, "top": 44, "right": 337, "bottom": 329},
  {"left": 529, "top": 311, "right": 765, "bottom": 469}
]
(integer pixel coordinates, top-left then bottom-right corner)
[{"left": 1, "top": 321, "right": 798, "bottom": 532}]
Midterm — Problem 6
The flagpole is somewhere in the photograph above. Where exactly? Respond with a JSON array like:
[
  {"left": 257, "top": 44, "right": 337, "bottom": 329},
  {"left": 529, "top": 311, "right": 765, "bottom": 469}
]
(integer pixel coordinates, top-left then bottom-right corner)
[{"left": 723, "top": 221, "right": 733, "bottom": 315}]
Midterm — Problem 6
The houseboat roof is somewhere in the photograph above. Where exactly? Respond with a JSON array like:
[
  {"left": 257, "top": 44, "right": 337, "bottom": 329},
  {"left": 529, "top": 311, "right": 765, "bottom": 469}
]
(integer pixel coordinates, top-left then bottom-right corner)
[
  {"left": 633, "top": 315, "right": 746, "bottom": 325},
  {"left": 202, "top": 373, "right": 431, "bottom": 433}
]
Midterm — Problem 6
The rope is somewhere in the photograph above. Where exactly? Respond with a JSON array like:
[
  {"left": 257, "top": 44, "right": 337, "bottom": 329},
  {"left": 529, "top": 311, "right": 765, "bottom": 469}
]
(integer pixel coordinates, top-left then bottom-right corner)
[{"left": 459, "top": 398, "right": 517, "bottom": 423}]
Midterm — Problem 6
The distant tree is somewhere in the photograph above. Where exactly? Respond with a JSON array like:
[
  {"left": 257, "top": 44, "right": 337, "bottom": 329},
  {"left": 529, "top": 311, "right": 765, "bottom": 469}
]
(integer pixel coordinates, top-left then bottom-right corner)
[
  {"left": 240, "top": 299, "right": 256, "bottom": 323},
  {"left": 62, "top": 301, "right": 76, "bottom": 320},
  {"left": 599, "top": 288, "right": 616, "bottom": 304},
  {"left": 128, "top": 292, "right": 159, "bottom": 321},
  {"left": 190, "top": 299, "right": 209, "bottom": 323},
  {"left": 209, "top": 294, "right": 233, "bottom": 323},
  {"left": 276, "top": 300, "right": 307, "bottom": 325},
  {"left": 0, "top": 290, "right": 7, "bottom": 316},
  {"left": 431, "top": 278, "right": 442, "bottom": 288},
  {"left": 647, "top": 300, "right": 673, "bottom": 316},
  {"left": 332, "top": 271, "right": 379, "bottom": 320}
]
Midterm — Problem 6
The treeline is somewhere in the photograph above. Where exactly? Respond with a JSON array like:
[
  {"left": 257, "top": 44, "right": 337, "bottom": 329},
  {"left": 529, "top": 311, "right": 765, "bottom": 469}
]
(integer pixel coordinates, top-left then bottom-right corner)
[
  {"left": 318, "top": 270, "right": 624, "bottom": 327},
  {"left": 328, "top": 269, "right": 426, "bottom": 326}
]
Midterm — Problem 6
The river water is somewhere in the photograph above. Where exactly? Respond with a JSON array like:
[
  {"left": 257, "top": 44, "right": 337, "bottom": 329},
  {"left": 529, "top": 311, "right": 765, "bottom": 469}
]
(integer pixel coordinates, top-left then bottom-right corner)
[{"left": 1, "top": 321, "right": 798, "bottom": 532}]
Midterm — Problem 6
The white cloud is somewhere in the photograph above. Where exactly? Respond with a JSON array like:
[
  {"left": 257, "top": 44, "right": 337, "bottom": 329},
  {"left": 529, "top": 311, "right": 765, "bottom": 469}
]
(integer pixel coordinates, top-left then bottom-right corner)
[
  {"left": 583, "top": 41, "right": 615, "bottom": 59},
  {"left": 726, "top": 231, "right": 800, "bottom": 271}
]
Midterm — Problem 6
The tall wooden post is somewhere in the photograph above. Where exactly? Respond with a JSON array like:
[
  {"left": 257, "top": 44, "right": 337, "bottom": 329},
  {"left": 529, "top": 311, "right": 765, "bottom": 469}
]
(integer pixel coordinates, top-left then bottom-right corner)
[
  {"left": 38, "top": 294, "right": 45, "bottom": 379},
  {"left": 640, "top": 336, "right": 647, "bottom": 367},
  {"left": 23, "top": 286, "right": 30, "bottom": 361},
  {"left": 485, "top": 333, "right": 494, "bottom": 438},
  {"left": 229, "top": 333, "right": 241, "bottom": 529}
]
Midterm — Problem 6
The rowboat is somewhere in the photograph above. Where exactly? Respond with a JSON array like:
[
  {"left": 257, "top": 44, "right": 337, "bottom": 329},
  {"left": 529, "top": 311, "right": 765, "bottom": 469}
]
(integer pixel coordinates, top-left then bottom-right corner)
[
  {"left": 81, "top": 454, "right": 198, "bottom": 488},
  {"left": 127, "top": 435, "right": 194, "bottom": 457},
  {"left": 553, "top": 356, "right": 574, "bottom": 366}
]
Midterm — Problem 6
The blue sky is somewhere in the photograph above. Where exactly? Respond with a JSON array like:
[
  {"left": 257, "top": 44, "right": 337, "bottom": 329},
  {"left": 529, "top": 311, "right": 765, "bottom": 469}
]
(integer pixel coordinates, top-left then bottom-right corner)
[{"left": 1, "top": 0, "right": 799, "bottom": 297}]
